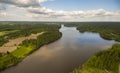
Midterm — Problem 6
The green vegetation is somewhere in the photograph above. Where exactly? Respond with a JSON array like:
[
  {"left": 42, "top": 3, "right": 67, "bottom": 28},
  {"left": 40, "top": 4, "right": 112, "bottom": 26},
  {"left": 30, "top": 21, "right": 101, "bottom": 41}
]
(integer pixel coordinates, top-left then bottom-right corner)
[
  {"left": 0, "top": 32, "right": 6, "bottom": 36},
  {"left": 64, "top": 22, "right": 120, "bottom": 41},
  {"left": 1, "top": 22, "right": 120, "bottom": 73},
  {"left": 76, "top": 22, "right": 120, "bottom": 42},
  {"left": 0, "top": 30, "right": 19, "bottom": 36},
  {"left": 71, "top": 44, "right": 120, "bottom": 73},
  {"left": 0, "top": 22, "right": 61, "bottom": 46},
  {"left": 0, "top": 22, "right": 62, "bottom": 72},
  {"left": 68, "top": 22, "right": 120, "bottom": 73}
]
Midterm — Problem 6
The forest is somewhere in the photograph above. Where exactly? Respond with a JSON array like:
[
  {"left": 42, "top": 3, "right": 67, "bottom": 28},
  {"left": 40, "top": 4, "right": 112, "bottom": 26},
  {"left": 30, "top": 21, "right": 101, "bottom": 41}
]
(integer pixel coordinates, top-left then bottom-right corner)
[
  {"left": 69, "top": 22, "right": 120, "bottom": 73},
  {"left": 0, "top": 22, "right": 61, "bottom": 46},
  {"left": 0, "top": 22, "right": 120, "bottom": 73},
  {"left": 76, "top": 22, "right": 120, "bottom": 42},
  {"left": 0, "top": 22, "right": 62, "bottom": 71}
]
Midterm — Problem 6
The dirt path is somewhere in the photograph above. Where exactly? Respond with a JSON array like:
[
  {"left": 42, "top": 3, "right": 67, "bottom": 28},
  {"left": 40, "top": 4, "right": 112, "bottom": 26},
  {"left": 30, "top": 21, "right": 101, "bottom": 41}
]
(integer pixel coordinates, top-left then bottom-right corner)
[{"left": 0, "top": 32, "right": 44, "bottom": 53}]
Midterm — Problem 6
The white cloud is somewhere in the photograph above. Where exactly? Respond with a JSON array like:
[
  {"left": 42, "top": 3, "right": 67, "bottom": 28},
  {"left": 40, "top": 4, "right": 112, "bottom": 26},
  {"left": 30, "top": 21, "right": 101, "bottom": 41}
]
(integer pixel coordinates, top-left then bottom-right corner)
[
  {"left": 0, "top": 0, "right": 120, "bottom": 21},
  {"left": 0, "top": 0, "right": 48, "bottom": 7}
]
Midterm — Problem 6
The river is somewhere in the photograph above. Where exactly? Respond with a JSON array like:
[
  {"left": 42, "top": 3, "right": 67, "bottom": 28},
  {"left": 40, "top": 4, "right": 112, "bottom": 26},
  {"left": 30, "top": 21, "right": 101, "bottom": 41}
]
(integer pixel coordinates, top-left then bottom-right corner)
[{"left": 1, "top": 25, "right": 116, "bottom": 73}]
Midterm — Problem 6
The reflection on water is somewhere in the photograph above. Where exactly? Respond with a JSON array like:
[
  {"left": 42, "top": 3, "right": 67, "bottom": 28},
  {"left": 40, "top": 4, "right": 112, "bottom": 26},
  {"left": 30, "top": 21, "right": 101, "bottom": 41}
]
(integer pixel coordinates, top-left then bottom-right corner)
[{"left": 2, "top": 25, "right": 116, "bottom": 73}]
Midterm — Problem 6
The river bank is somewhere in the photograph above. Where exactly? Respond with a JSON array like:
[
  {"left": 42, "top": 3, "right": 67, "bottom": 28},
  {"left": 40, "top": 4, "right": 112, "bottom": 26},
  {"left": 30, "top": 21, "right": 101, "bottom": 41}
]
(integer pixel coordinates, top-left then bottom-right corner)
[
  {"left": 0, "top": 31, "right": 62, "bottom": 72},
  {"left": 71, "top": 23, "right": 120, "bottom": 73},
  {"left": 1, "top": 25, "right": 116, "bottom": 73},
  {"left": 0, "top": 23, "right": 62, "bottom": 72},
  {"left": 71, "top": 44, "right": 120, "bottom": 73}
]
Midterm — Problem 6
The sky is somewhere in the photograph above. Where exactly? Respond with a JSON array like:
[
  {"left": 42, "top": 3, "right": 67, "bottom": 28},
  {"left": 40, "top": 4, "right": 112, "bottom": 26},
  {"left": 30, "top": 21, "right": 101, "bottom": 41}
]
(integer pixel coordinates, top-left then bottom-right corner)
[
  {"left": 42, "top": 0, "right": 120, "bottom": 11},
  {"left": 0, "top": 0, "right": 120, "bottom": 21}
]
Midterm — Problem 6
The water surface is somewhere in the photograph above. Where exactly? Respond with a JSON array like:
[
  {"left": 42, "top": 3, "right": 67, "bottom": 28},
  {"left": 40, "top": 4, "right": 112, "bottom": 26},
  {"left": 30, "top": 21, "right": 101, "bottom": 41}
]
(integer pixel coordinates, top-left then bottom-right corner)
[{"left": 2, "top": 25, "right": 116, "bottom": 73}]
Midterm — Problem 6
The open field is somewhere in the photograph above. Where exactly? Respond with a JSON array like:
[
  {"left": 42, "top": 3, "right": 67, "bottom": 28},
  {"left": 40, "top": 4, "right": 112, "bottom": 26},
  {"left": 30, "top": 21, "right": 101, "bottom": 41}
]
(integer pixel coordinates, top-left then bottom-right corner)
[
  {"left": 0, "top": 32, "right": 44, "bottom": 53},
  {"left": 0, "top": 30, "right": 19, "bottom": 36}
]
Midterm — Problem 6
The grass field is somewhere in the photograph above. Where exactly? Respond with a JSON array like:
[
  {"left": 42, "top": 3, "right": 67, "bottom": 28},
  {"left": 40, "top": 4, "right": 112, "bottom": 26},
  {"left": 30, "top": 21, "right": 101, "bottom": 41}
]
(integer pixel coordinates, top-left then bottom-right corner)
[
  {"left": 0, "top": 30, "right": 19, "bottom": 36},
  {"left": 12, "top": 45, "right": 36, "bottom": 58}
]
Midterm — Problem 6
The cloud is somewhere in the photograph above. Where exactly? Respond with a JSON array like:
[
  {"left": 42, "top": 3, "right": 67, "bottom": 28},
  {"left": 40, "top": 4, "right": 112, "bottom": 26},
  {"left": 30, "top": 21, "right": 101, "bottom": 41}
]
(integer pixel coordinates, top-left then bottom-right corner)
[
  {"left": 27, "top": 7, "right": 120, "bottom": 18},
  {"left": 0, "top": 4, "right": 6, "bottom": 11},
  {"left": 0, "top": 0, "right": 48, "bottom": 7},
  {"left": 27, "top": 7, "right": 54, "bottom": 14},
  {"left": 0, "top": 0, "right": 120, "bottom": 21}
]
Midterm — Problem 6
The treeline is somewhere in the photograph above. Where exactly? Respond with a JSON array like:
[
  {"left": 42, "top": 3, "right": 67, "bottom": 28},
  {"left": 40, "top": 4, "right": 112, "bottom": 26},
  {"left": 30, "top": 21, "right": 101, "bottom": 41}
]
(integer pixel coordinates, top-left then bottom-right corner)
[
  {"left": 71, "top": 44, "right": 120, "bottom": 73},
  {"left": 0, "top": 23, "right": 61, "bottom": 46},
  {"left": 63, "top": 22, "right": 120, "bottom": 41},
  {"left": 64, "top": 22, "right": 120, "bottom": 27},
  {"left": 0, "top": 36, "right": 9, "bottom": 46},
  {"left": 76, "top": 22, "right": 120, "bottom": 41},
  {"left": 0, "top": 23, "right": 62, "bottom": 71},
  {"left": 0, "top": 30, "right": 62, "bottom": 71},
  {"left": 69, "top": 22, "right": 120, "bottom": 73}
]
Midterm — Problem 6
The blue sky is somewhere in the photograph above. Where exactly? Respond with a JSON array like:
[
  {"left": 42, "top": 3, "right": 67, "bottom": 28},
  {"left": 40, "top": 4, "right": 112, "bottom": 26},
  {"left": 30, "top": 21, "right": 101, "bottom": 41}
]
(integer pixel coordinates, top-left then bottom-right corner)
[
  {"left": 0, "top": 0, "right": 120, "bottom": 21},
  {"left": 42, "top": 0, "right": 120, "bottom": 11}
]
